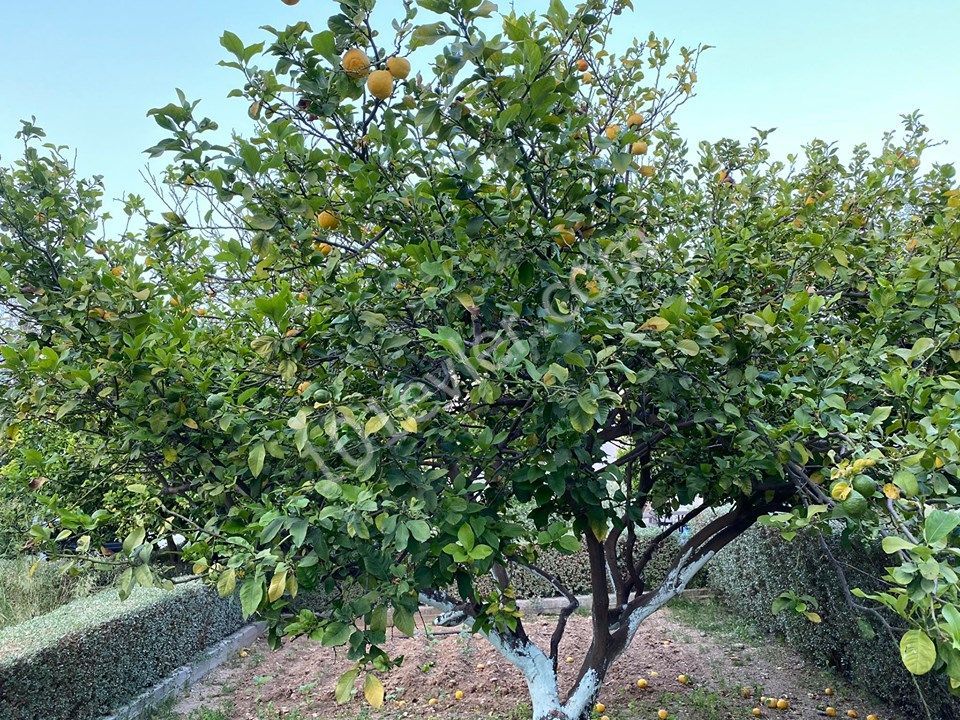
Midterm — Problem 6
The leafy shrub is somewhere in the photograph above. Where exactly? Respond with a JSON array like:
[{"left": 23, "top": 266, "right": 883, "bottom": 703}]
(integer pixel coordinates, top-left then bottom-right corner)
[
  {"left": 0, "top": 581, "right": 243, "bottom": 720},
  {"left": 0, "top": 557, "right": 113, "bottom": 629},
  {"left": 706, "top": 525, "right": 960, "bottom": 720}
]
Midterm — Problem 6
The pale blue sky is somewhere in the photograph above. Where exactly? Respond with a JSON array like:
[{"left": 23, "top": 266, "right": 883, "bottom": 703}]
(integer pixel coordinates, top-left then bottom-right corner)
[{"left": 1, "top": 1, "right": 958, "bottom": 220}]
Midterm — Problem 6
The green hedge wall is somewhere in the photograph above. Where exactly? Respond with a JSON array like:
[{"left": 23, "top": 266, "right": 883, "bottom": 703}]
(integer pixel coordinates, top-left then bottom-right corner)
[
  {"left": 477, "top": 527, "right": 694, "bottom": 599},
  {"left": 0, "top": 581, "right": 243, "bottom": 720},
  {"left": 705, "top": 525, "right": 960, "bottom": 720}
]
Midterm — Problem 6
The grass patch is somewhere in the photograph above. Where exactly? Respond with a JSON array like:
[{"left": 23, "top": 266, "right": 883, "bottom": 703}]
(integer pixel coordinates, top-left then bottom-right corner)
[
  {"left": 0, "top": 557, "right": 111, "bottom": 629},
  {"left": 665, "top": 596, "right": 759, "bottom": 644}
]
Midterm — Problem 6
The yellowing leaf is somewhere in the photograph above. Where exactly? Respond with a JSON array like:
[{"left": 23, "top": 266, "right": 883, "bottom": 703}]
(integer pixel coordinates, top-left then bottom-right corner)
[
  {"left": 363, "top": 673, "right": 385, "bottom": 709},
  {"left": 364, "top": 414, "right": 387, "bottom": 436},
  {"left": 900, "top": 629, "right": 936, "bottom": 675},
  {"left": 830, "top": 481, "right": 852, "bottom": 502},
  {"left": 400, "top": 417, "right": 418, "bottom": 433},
  {"left": 455, "top": 292, "right": 477, "bottom": 310},
  {"left": 183, "top": 418, "right": 199, "bottom": 430},
  {"left": 217, "top": 568, "right": 237, "bottom": 597},
  {"left": 268, "top": 568, "right": 287, "bottom": 602},
  {"left": 640, "top": 316, "right": 670, "bottom": 332},
  {"left": 676, "top": 339, "right": 700, "bottom": 356}
]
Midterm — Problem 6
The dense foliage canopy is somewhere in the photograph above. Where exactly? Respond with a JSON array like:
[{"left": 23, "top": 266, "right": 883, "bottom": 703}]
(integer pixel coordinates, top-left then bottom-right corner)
[{"left": 1, "top": 0, "right": 959, "bottom": 716}]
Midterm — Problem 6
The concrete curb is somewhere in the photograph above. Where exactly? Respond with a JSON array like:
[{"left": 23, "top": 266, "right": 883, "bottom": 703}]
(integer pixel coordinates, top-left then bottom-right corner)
[{"left": 101, "top": 622, "right": 265, "bottom": 720}]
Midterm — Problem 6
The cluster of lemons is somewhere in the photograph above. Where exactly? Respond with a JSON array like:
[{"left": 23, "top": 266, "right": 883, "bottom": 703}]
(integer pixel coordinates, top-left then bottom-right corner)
[{"left": 341, "top": 47, "right": 411, "bottom": 100}]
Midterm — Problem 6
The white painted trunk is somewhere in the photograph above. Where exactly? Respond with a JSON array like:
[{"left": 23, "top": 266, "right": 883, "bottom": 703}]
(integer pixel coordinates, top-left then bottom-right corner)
[{"left": 418, "top": 545, "right": 715, "bottom": 720}]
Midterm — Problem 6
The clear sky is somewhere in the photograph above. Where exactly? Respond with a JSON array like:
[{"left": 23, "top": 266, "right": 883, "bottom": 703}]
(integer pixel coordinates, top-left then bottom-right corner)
[{"left": 1, "top": 0, "right": 958, "bottom": 223}]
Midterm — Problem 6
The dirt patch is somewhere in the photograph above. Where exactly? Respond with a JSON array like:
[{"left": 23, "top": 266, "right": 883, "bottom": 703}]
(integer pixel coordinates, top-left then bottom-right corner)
[{"left": 172, "top": 604, "right": 903, "bottom": 720}]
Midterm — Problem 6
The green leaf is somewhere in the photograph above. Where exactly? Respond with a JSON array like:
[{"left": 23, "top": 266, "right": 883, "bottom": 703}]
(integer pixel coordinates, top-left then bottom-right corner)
[
  {"left": 393, "top": 606, "right": 416, "bottom": 636},
  {"left": 893, "top": 469, "right": 919, "bottom": 497},
  {"left": 239, "top": 577, "right": 263, "bottom": 618},
  {"left": 409, "top": 22, "right": 450, "bottom": 49},
  {"left": 407, "top": 519, "right": 431, "bottom": 542},
  {"left": 323, "top": 622, "right": 353, "bottom": 647},
  {"left": 881, "top": 536, "right": 916, "bottom": 554},
  {"left": 220, "top": 31, "right": 245, "bottom": 59},
  {"left": 335, "top": 667, "right": 359, "bottom": 704},
  {"left": 900, "top": 629, "right": 936, "bottom": 675},
  {"left": 122, "top": 526, "right": 145, "bottom": 554},
  {"left": 248, "top": 443, "right": 266, "bottom": 477},
  {"left": 865, "top": 405, "right": 892, "bottom": 429},
  {"left": 315, "top": 479, "right": 342, "bottom": 499},
  {"left": 925, "top": 509, "right": 960, "bottom": 544},
  {"left": 458, "top": 524, "right": 475, "bottom": 551}
]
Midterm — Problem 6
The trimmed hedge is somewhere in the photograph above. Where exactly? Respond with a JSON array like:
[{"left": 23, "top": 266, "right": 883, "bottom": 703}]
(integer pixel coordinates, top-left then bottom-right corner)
[
  {"left": 478, "top": 527, "right": 694, "bottom": 599},
  {"left": 706, "top": 525, "right": 960, "bottom": 720},
  {"left": 0, "top": 581, "right": 243, "bottom": 720}
]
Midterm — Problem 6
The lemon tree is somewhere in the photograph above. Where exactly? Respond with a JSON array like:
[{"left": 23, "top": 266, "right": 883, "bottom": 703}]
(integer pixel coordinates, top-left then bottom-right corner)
[{"left": 1, "top": 0, "right": 959, "bottom": 717}]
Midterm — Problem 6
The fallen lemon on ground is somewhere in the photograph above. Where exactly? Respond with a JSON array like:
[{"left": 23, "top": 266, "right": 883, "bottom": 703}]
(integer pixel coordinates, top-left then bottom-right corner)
[
  {"left": 846, "top": 711, "right": 858, "bottom": 719},
  {"left": 676, "top": 674, "right": 689, "bottom": 685},
  {"left": 658, "top": 710, "right": 668, "bottom": 720},
  {"left": 454, "top": 690, "right": 464, "bottom": 701},
  {"left": 566, "top": 655, "right": 574, "bottom": 663},
  {"left": 866, "top": 715, "right": 877, "bottom": 720},
  {"left": 427, "top": 697, "right": 438, "bottom": 706},
  {"left": 776, "top": 699, "right": 789, "bottom": 710},
  {"left": 636, "top": 678, "right": 648, "bottom": 689},
  {"left": 824, "top": 688, "right": 834, "bottom": 696},
  {"left": 752, "top": 709, "right": 762, "bottom": 718},
  {"left": 825, "top": 708, "right": 836, "bottom": 717},
  {"left": 595, "top": 703, "right": 605, "bottom": 713}
]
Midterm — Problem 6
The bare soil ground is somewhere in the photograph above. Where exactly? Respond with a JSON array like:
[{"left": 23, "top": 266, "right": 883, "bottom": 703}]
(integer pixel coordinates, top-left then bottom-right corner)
[{"left": 169, "top": 599, "right": 903, "bottom": 720}]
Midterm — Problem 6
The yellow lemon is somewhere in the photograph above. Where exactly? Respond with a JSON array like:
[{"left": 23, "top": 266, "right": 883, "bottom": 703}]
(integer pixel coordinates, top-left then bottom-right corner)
[
  {"left": 825, "top": 708, "right": 837, "bottom": 718},
  {"left": 367, "top": 69, "right": 394, "bottom": 100},
  {"left": 386, "top": 56, "right": 411, "bottom": 79},
  {"left": 639, "top": 165, "right": 655, "bottom": 178},
  {"left": 342, "top": 48, "right": 371, "bottom": 78},
  {"left": 626, "top": 112, "right": 644, "bottom": 128},
  {"left": 630, "top": 140, "right": 648, "bottom": 155},
  {"left": 317, "top": 210, "right": 340, "bottom": 230},
  {"left": 636, "top": 678, "right": 648, "bottom": 689},
  {"left": 595, "top": 703, "right": 605, "bottom": 713},
  {"left": 454, "top": 690, "right": 464, "bottom": 701}
]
